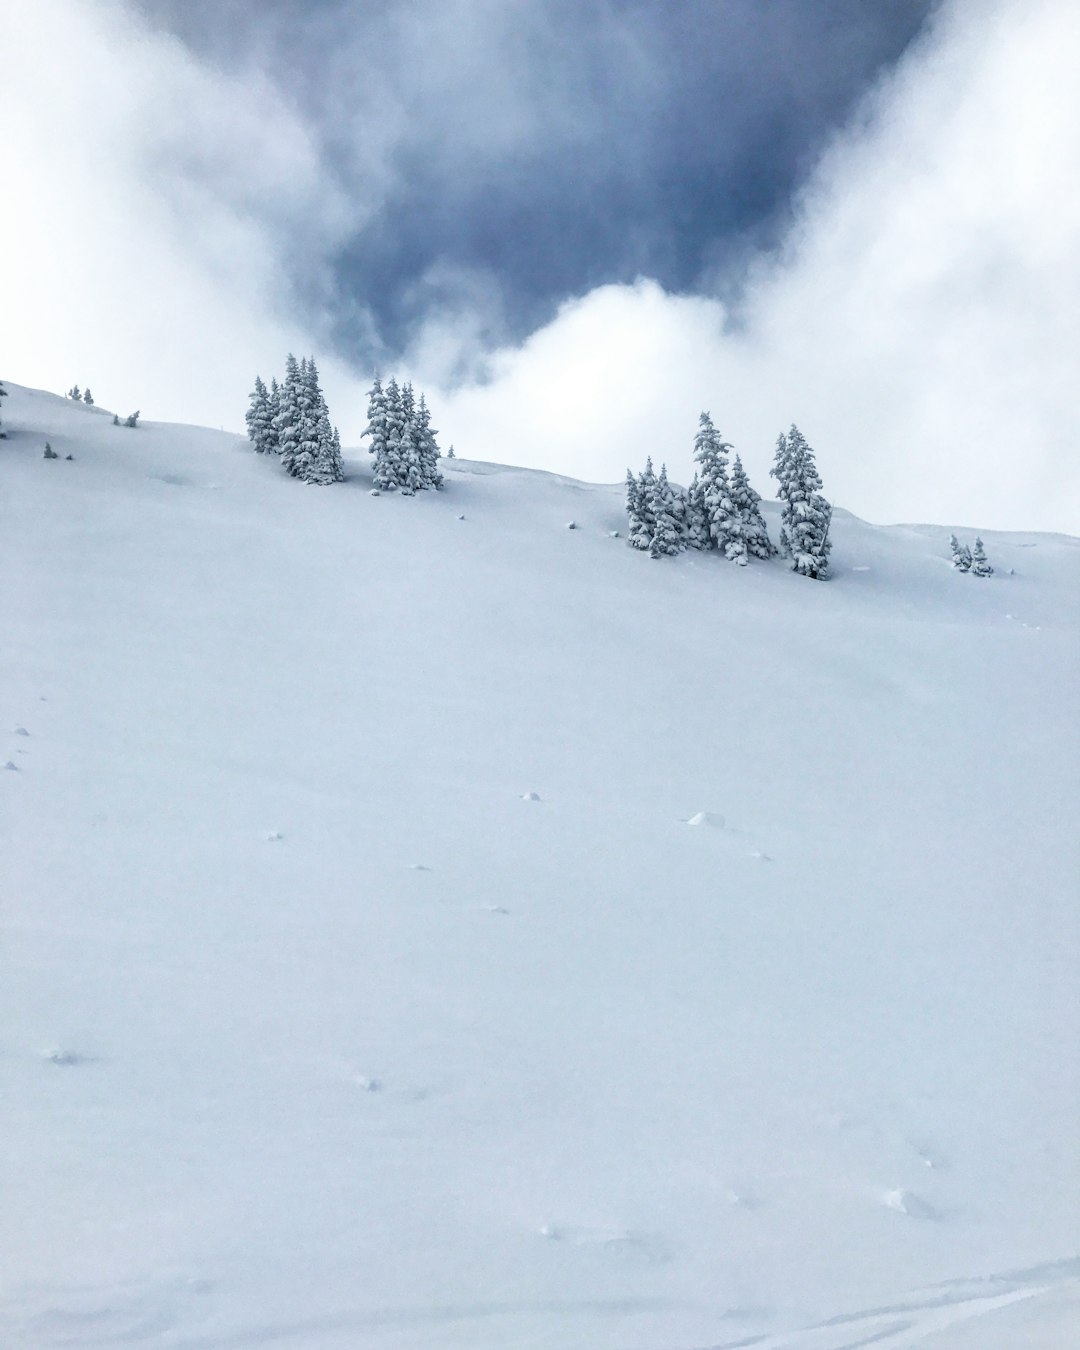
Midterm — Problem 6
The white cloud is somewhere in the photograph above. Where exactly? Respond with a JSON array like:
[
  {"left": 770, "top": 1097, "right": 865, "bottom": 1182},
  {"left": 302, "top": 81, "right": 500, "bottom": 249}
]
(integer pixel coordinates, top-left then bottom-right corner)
[
  {"left": 2, "top": 0, "right": 1076, "bottom": 531},
  {"left": 422, "top": 0, "right": 1080, "bottom": 531},
  {"left": 0, "top": 0, "right": 357, "bottom": 427}
]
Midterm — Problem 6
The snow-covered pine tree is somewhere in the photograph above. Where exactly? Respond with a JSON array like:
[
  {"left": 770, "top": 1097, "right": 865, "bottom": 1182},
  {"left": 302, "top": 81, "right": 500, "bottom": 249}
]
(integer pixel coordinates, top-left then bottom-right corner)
[
  {"left": 275, "top": 354, "right": 303, "bottom": 474},
  {"left": 446, "top": 444, "right": 456, "bottom": 459},
  {"left": 124, "top": 410, "right": 140, "bottom": 428},
  {"left": 296, "top": 357, "right": 324, "bottom": 481},
  {"left": 770, "top": 424, "right": 832, "bottom": 579},
  {"left": 728, "top": 454, "right": 773, "bottom": 562},
  {"left": 648, "top": 464, "right": 683, "bottom": 559},
  {"left": 361, "top": 373, "right": 388, "bottom": 472},
  {"left": 684, "top": 472, "right": 709, "bottom": 550},
  {"left": 267, "top": 377, "right": 281, "bottom": 452},
  {"left": 307, "top": 409, "right": 345, "bottom": 485},
  {"left": 693, "top": 411, "right": 733, "bottom": 553},
  {"left": 949, "top": 534, "right": 972, "bottom": 572},
  {"left": 625, "top": 469, "right": 644, "bottom": 545},
  {"left": 112, "top": 413, "right": 120, "bottom": 426},
  {"left": 326, "top": 425, "right": 345, "bottom": 483},
  {"left": 373, "top": 377, "right": 406, "bottom": 490},
  {"left": 413, "top": 393, "right": 443, "bottom": 489},
  {"left": 399, "top": 420, "right": 422, "bottom": 495},
  {"left": 285, "top": 357, "right": 341, "bottom": 485},
  {"left": 626, "top": 458, "right": 657, "bottom": 551},
  {"left": 771, "top": 432, "right": 792, "bottom": 556},
  {"left": 83, "top": 388, "right": 94, "bottom": 405},
  {"left": 245, "top": 375, "right": 276, "bottom": 454},
  {"left": 0, "top": 380, "right": 7, "bottom": 438},
  {"left": 400, "top": 381, "right": 416, "bottom": 439},
  {"left": 69, "top": 385, "right": 81, "bottom": 400},
  {"left": 971, "top": 537, "right": 993, "bottom": 577}
]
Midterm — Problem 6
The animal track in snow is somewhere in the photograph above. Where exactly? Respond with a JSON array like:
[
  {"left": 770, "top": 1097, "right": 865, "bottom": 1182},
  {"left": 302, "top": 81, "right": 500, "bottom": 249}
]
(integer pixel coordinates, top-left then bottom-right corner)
[{"left": 44, "top": 1048, "right": 94, "bottom": 1067}]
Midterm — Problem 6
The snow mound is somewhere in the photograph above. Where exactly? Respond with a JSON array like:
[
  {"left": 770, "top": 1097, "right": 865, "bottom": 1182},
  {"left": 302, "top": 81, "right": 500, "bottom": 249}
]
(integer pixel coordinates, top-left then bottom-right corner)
[{"left": 687, "top": 809, "right": 725, "bottom": 827}]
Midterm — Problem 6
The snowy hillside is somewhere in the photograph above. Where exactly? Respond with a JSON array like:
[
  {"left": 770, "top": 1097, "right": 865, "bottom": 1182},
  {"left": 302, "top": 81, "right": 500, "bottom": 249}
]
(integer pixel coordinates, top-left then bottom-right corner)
[{"left": 2, "top": 381, "right": 1078, "bottom": 1350}]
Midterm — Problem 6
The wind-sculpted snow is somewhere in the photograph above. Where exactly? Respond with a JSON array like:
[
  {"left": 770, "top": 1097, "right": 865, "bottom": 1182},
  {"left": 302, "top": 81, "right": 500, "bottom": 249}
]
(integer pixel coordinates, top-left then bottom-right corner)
[{"left": 1, "top": 382, "right": 1078, "bottom": 1348}]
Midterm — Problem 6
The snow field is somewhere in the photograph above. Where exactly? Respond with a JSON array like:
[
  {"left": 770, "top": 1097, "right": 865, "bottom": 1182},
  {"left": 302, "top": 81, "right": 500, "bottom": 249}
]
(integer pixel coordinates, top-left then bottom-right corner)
[{"left": 1, "top": 382, "right": 1078, "bottom": 1348}]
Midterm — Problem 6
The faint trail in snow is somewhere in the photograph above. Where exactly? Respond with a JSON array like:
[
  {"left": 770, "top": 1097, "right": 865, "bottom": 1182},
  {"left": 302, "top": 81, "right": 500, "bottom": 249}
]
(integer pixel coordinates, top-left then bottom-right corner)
[
  {"left": 4, "top": 1274, "right": 214, "bottom": 1349},
  {"left": 539, "top": 1222, "right": 670, "bottom": 1267},
  {"left": 695, "top": 1262, "right": 1080, "bottom": 1350}
]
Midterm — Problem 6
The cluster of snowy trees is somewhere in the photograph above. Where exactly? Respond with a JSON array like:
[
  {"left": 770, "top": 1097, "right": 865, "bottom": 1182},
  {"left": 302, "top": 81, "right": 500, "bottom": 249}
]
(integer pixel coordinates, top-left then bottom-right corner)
[
  {"left": 950, "top": 534, "right": 993, "bottom": 576},
  {"left": 112, "top": 410, "right": 140, "bottom": 428},
  {"left": 67, "top": 385, "right": 94, "bottom": 405},
  {"left": 245, "top": 356, "right": 344, "bottom": 485},
  {"left": 626, "top": 415, "right": 831, "bottom": 577},
  {"left": 361, "top": 375, "right": 443, "bottom": 494}
]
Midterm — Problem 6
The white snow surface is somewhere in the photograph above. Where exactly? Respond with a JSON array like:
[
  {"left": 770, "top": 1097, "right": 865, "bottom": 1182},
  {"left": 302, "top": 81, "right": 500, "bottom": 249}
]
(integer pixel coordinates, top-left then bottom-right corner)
[{"left": 2, "top": 382, "right": 1079, "bottom": 1349}]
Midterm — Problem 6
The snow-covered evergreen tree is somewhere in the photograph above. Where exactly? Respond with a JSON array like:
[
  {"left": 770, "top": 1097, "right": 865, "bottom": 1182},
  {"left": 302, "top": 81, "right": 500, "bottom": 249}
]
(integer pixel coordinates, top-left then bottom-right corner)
[
  {"left": 306, "top": 409, "right": 345, "bottom": 485},
  {"left": 275, "top": 355, "right": 303, "bottom": 474},
  {"left": 83, "top": 388, "right": 94, "bottom": 405},
  {"left": 949, "top": 534, "right": 972, "bottom": 572},
  {"left": 770, "top": 424, "right": 832, "bottom": 579},
  {"left": 69, "top": 385, "right": 81, "bottom": 401},
  {"left": 648, "top": 464, "right": 683, "bottom": 559},
  {"left": 693, "top": 411, "right": 733, "bottom": 553},
  {"left": 727, "top": 455, "right": 773, "bottom": 563},
  {"left": 0, "top": 380, "right": 7, "bottom": 438},
  {"left": 971, "top": 537, "right": 993, "bottom": 577},
  {"left": 124, "top": 410, "right": 140, "bottom": 428},
  {"left": 413, "top": 393, "right": 443, "bottom": 489},
  {"left": 361, "top": 374, "right": 388, "bottom": 473},
  {"left": 373, "top": 377, "right": 406, "bottom": 490},
  {"left": 626, "top": 458, "right": 657, "bottom": 551},
  {"left": 399, "top": 421, "right": 423, "bottom": 495},
  {"left": 283, "top": 357, "right": 342, "bottom": 485},
  {"left": 267, "top": 377, "right": 281, "bottom": 452},
  {"left": 245, "top": 375, "right": 277, "bottom": 454},
  {"left": 288, "top": 357, "right": 321, "bottom": 481},
  {"left": 685, "top": 472, "right": 709, "bottom": 550}
]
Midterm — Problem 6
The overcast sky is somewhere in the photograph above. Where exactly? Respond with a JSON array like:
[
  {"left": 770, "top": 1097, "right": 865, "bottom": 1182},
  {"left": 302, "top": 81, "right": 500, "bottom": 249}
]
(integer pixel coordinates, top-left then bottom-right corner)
[{"left": 4, "top": 0, "right": 1078, "bottom": 531}]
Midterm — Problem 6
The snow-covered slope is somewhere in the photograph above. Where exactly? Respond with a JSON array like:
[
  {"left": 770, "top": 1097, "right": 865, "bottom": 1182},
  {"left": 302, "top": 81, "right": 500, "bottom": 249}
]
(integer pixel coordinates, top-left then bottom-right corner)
[{"left": 2, "top": 382, "right": 1078, "bottom": 1349}]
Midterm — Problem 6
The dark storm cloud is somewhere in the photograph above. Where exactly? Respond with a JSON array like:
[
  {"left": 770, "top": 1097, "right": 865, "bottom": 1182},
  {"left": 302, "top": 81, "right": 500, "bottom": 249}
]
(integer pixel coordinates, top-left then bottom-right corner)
[{"left": 135, "top": 0, "right": 934, "bottom": 371}]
